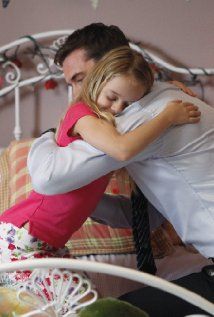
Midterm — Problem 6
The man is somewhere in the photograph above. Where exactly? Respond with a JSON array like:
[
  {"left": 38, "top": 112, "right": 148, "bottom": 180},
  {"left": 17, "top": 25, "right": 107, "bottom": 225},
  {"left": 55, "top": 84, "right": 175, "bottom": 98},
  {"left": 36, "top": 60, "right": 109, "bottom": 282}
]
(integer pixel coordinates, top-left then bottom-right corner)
[
  {"left": 27, "top": 23, "right": 214, "bottom": 260},
  {"left": 27, "top": 22, "right": 214, "bottom": 314}
]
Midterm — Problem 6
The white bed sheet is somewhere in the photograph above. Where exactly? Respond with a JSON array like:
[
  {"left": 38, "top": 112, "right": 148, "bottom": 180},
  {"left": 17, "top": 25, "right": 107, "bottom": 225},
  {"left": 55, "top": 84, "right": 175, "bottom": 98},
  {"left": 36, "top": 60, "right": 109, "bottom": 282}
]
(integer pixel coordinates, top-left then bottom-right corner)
[{"left": 76, "top": 246, "right": 212, "bottom": 298}]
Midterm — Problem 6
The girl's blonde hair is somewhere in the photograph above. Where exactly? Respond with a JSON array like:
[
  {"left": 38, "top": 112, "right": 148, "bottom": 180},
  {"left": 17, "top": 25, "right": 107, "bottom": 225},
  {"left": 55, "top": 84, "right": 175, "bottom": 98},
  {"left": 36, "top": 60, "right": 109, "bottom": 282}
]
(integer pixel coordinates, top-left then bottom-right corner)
[
  {"left": 56, "top": 46, "right": 154, "bottom": 137},
  {"left": 76, "top": 46, "right": 154, "bottom": 124}
]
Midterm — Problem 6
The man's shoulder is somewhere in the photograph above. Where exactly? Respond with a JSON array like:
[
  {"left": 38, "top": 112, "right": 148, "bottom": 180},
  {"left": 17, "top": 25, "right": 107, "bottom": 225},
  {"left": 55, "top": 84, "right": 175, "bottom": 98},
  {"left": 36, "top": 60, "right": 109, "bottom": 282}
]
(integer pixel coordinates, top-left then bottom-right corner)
[
  {"left": 147, "top": 81, "right": 176, "bottom": 96},
  {"left": 151, "top": 81, "right": 172, "bottom": 92},
  {"left": 142, "top": 81, "right": 180, "bottom": 103}
]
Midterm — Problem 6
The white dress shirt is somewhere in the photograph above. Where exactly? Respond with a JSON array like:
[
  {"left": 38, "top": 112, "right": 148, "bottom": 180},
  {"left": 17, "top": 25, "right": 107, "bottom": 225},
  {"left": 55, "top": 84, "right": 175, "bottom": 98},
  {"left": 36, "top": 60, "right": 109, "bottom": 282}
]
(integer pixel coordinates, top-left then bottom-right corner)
[{"left": 28, "top": 82, "right": 214, "bottom": 258}]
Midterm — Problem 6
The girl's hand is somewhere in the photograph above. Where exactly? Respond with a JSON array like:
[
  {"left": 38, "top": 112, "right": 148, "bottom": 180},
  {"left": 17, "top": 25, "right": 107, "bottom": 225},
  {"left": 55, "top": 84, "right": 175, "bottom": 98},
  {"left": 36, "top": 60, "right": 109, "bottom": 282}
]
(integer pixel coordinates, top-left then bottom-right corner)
[{"left": 164, "top": 100, "right": 201, "bottom": 125}]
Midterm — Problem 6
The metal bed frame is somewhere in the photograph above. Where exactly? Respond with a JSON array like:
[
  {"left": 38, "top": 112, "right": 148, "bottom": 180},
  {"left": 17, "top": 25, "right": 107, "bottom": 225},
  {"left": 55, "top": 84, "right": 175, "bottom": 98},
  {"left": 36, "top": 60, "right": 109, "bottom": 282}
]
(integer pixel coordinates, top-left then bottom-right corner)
[{"left": 0, "top": 30, "right": 214, "bottom": 141}]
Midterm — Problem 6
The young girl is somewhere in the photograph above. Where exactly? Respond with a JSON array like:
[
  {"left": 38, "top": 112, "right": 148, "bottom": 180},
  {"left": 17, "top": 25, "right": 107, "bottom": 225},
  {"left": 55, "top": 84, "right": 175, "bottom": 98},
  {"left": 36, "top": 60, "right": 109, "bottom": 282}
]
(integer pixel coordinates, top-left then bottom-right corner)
[{"left": 0, "top": 47, "right": 200, "bottom": 284}]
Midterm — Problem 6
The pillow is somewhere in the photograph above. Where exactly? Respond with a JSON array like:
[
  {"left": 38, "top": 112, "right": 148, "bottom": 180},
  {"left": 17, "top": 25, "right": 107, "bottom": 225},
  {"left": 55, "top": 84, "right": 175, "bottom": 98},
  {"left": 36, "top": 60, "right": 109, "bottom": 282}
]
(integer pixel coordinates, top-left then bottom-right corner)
[
  {"left": 6, "top": 139, "right": 178, "bottom": 257},
  {"left": 105, "top": 169, "right": 131, "bottom": 197},
  {"left": 8, "top": 140, "right": 33, "bottom": 206},
  {"left": 0, "top": 149, "right": 10, "bottom": 215},
  {"left": 67, "top": 220, "right": 135, "bottom": 255}
]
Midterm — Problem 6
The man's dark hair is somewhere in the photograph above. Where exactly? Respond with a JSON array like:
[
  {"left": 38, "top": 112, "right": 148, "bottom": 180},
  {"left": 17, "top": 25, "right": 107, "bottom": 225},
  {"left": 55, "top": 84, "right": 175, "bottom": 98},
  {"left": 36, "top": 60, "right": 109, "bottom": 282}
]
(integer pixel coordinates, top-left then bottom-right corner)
[{"left": 54, "top": 23, "right": 129, "bottom": 66}]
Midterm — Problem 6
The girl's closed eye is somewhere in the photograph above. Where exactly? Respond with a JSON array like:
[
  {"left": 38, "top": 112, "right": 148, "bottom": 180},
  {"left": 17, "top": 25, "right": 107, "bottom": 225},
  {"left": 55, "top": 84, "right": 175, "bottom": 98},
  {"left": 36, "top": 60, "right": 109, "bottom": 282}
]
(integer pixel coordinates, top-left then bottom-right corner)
[{"left": 107, "top": 96, "right": 117, "bottom": 102}]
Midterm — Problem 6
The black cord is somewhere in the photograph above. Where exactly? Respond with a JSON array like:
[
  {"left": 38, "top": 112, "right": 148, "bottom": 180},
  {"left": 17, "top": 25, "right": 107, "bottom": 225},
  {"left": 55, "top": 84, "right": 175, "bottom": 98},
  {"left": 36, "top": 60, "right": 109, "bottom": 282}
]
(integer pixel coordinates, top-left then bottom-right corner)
[
  {"left": 21, "top": 35, "right": 51, "bottom": 73},
  {"left": 2, "top": 0, "right": 10, "bottom": 8}
]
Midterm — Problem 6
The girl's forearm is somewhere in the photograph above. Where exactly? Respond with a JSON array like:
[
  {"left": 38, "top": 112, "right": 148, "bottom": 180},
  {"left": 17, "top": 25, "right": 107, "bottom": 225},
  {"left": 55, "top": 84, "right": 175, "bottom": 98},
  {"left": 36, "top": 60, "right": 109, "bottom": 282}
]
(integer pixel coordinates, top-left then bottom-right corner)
[
  {"left": 76, "top": 100, "right": 199, "bottom": 161},
  {"left": 75, "top": 112, "right": 172, "bottom": 161},
  {"left": 115, "top": 110, "right": 172, "bottom": 161}
]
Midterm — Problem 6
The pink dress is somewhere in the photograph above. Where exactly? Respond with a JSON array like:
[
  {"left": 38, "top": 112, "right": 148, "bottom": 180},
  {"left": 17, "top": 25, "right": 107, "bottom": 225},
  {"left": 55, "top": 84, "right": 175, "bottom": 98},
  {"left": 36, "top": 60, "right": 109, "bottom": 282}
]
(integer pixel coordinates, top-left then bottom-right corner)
[{"left": 0, "top": 103, "right": 110, "bottom": 264}]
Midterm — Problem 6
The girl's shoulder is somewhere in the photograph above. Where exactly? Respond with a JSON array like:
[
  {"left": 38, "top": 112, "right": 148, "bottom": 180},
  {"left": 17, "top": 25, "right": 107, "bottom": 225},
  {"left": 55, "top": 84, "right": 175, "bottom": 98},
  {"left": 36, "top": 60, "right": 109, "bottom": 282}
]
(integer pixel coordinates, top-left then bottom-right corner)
[
  {"left": 66, "top": 101, "right": 95, "bottom": 118},
  {"left": 62, "top": 102, "right": 97, "bottom": 129}
]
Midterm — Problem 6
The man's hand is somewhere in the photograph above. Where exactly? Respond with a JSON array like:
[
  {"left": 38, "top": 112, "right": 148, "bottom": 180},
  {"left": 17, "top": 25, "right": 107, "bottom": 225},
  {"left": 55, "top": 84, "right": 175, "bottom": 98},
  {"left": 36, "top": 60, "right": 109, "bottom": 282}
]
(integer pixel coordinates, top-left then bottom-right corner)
[{"left": 170, "top": 80, "right": 197, "bottom": 97}]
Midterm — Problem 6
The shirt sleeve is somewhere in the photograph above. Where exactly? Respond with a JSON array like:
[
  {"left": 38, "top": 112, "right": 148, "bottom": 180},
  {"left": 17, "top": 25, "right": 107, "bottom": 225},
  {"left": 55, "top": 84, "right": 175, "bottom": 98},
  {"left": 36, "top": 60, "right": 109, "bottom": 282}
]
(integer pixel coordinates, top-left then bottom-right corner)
[{"left": 27, "top": 132, "right": 125, "bottom": 195}]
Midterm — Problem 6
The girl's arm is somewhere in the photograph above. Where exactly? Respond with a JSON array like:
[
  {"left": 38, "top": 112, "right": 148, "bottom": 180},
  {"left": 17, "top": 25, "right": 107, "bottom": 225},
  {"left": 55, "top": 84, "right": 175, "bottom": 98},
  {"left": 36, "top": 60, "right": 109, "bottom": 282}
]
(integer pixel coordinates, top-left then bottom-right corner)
[{"left": 73, "top": 100, "right": 200, "bottom": 161}]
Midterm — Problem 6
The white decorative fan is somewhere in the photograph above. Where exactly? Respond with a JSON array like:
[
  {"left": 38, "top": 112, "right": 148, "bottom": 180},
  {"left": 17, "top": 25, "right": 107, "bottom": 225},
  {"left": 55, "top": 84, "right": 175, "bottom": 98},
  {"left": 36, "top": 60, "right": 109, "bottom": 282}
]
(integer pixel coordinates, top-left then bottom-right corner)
[{"left": 13, "top": 268, "right": 98, "bottom": 316}]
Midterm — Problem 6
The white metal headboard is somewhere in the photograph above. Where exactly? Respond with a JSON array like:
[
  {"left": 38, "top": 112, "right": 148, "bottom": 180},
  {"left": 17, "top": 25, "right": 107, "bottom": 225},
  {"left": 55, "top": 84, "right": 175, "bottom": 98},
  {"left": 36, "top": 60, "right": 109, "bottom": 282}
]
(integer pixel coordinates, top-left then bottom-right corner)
[{"left": 0, "top": 30, "right": 214, "bottom": 140}]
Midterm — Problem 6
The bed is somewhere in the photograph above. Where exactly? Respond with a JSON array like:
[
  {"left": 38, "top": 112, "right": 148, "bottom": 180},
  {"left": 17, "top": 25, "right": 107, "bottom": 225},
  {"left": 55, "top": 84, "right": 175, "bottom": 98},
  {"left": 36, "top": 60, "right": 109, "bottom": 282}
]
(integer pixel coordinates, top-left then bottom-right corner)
[{"left": 0, "top": 30, "right": 213, "bottom": 303}]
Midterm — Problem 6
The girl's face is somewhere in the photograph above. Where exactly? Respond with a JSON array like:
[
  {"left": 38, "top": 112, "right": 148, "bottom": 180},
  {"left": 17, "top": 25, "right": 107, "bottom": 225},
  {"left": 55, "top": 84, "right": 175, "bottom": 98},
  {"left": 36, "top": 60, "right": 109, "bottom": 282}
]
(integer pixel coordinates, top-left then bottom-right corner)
[{"left": 97, "top": 75, "right": 145, "bottom": 115}]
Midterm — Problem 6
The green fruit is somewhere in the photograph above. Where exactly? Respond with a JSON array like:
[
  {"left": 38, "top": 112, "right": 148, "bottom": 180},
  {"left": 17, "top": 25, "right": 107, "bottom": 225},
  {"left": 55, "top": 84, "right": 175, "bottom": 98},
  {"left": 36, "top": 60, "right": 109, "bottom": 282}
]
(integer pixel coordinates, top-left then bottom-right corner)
[{"left": 79, "top": 297, "right": 149, "bottom": 317}]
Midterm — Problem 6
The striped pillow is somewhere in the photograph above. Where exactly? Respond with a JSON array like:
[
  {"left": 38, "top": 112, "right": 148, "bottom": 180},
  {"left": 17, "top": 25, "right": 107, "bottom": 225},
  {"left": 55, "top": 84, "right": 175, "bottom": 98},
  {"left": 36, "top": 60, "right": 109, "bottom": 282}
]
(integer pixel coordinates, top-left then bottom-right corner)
[
  {"left": 8, "top": 140, "right": 33, "bottom": 206},
  {"left": 0, "top": 149, "right": 10, "bottom": 215}
]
